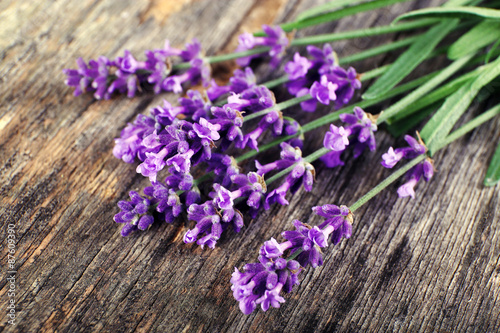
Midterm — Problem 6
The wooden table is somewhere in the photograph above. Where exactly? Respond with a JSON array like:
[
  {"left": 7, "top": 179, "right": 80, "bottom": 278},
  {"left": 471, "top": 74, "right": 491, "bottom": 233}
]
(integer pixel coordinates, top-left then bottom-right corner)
[{"left": 1, "top": 0, "right": 499, "bottom": 331}]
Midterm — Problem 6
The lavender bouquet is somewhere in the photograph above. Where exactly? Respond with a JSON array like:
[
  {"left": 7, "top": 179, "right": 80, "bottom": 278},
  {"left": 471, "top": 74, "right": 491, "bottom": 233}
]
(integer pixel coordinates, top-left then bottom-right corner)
[{"left": 64, "top": 0, "right": 500, "bottom": 316}]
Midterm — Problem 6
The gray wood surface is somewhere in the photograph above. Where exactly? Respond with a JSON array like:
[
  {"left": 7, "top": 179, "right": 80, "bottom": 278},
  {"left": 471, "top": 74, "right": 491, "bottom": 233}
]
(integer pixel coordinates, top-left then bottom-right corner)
[{"left": 1, "top": 0, "right": 499, "bottom": 332}]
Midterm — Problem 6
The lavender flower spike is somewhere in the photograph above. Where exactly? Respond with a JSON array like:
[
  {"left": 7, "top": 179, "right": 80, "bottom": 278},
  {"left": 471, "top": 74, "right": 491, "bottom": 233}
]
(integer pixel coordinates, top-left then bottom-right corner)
[
  {"left": 284, "top": 53, "right": 312, "bottom": 80},
  {"left": 64, "top": 39, "right": 211, "bottom": 99},
  {"left": 232, "top": 205, "right": 354, "bottom": 314},
  {"left": 339, "top": 106, "right": 378, "bottom": 158},
  {"left": 381, "top": 133, "right": 434, "bottom": 198},
  {"left": 323, "top": 124, "right": 349, "bottom": 151},
  {"left": 310, "top": 75, "right": 338, "bottom": 106},
  {"left": 235, "top": 25, "right": 289, "bottom": 68},
  {"left": 114, "top": 191, "right": 155, "bottom": 236}
]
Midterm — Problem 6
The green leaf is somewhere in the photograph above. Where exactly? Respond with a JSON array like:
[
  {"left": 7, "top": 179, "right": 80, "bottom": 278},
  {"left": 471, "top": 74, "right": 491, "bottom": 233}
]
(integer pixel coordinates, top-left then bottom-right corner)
[
  {"left": 434, "top": 102, "right": 500, "bottom": 152},
  {"left": 387, "top": 67, "right": 485, "bottom": 124},
  {"left": 362, "top": 19, "right": 459, "bottom": 99},
  {"left": 376, "top": 54, "right": 473, "bottom": 123},
  {"left": 385, "top": 105, "right": 437, "bottom": 137},
  {"left": 258, "top": 0, "right": 415, "bottom": 35},
  {"left": 448, "top": 20, "right": 500, "bottom": 60},
  {"left": 485, "top": 39, "right": 500, "bottom": 64},
  {"left": 420, "top": 55, "right": 500, "bottom": 154},
  {"left": 296, "top": 0, "right": 371, "bottom": 21},
  {"left": 484, "top": 140, "right": 500, "bottom": 186},
  {"left": 393, "top": 6, "right": 500, "bottom": 23}
]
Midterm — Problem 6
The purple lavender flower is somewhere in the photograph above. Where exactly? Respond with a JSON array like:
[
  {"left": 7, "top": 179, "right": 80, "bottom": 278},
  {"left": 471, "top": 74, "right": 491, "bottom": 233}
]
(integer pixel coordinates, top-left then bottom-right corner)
[
  {"left": 184, "top": 200, "right": 244, "bottom": 249},
  {"left": 307, "top": 44, "right": 337, "bottom": 75},
  {"left": 165, "top": 168, "right": 194, "bottom": 191},
  {"left": 339, "top": 106, "right": 378, "bottom": 157},
  {"left": 231, "top": 257, "right": 301, "bottom": 314},
  {"left": 207, "top": 67, "right": 257, "bottom": 101},
  {"left": 64, "top": 39, "right": 210, "bottom": 99},
  {"left": 381, "top": 135, "right": 426, "bottom": 168},
  {"left": 256, "top": 142, "right": 302, "bottom": 176},
  {"left": 227, "top": 85, "right": 276, "bottom": 112},
  {"left": 206, "top": 153, "right": 241, "bottom": 188},
  {"left": 232, "top": 205, "right": 354, "bottom": 314},
  {"left": 260, "top": 143, "right": 315, "bottom": 210},
  {"left": 143, "top": 182, "right": 182, "bottom": 223},
  {"left": 63, "top": 57, "right": 98, "bottom": 97},
  {"left": 210, "top": 104, "right": 244, "bottom": 150},
  {"left": 239, "top": 109, "right": 283, "bottom": 151},
  {"left": 283, "top": 45, "right": 361, "bottom": 112},
  {"left": 114, "top": 191, "right": 155, "bottom": 236},
  {"left": 178, "top": 90, "right": 212, "bottom": 121},
  {"left": 134, "top": 115, "right": 221, "bottom": 181},
  {"left": 381, "top": 134, "right": 434, "bottom": 198},
  {"left": 284, "top": 53, "right": 312, "bottom": 80},
  {"left": 285, "top": 44, "right": 336, "bottom": 98},
  {"left": 327, "top": 67, "right": 361, "bottom": 109},
  {"left": 150, "top": 99, "right": 181, "bottom": 127},
  {"left": 259, "top": 238, "right": 284, "bottom": 259},
  {"left": 313, "top": 204, "right": 353, "bottom": 245},
  {"left": 310, "top": 75, "right": 338, "bottom": 106},
  {"left": 323, "top": 124, "right": 349, "bottom": 151},
  {"left": 281, "top": 220, "right": 328, "bottom": 268},
  {"left": 113, "top": 114, "right": 156, "bottom": 163},
  {"left": 230, "top": 172, "right": 267, "bottom": 210},
  {"left": 320, "top": 107, "right": 377, "bottom": 168},
  {"left": 235, "top": 25, "right": 289, "bottom": 68}
]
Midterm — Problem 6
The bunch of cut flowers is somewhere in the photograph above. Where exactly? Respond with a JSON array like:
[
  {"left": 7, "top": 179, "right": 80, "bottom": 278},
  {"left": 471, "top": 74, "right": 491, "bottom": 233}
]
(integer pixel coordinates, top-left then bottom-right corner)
[{"left": 64, "top": 0, "right": 500, "bottom": 315}]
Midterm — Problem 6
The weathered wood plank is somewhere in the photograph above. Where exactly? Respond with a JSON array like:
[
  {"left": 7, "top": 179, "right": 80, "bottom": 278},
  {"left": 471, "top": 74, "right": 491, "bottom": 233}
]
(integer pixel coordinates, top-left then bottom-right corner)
[{"left": 1, "top": 0, "right": 499, "bottom": 332}]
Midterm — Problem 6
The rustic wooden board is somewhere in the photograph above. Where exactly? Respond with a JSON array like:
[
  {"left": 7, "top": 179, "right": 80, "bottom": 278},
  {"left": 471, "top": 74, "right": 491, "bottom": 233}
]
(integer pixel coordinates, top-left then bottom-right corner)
[{"left": 1, "top": 0, "right": 499, "bottom": 332}]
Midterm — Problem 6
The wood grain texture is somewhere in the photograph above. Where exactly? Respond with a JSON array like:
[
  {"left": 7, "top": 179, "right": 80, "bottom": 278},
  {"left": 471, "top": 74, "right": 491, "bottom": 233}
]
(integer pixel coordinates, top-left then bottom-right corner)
[{"left": 1, "top": 0, "right": 499, "bottom": 332}]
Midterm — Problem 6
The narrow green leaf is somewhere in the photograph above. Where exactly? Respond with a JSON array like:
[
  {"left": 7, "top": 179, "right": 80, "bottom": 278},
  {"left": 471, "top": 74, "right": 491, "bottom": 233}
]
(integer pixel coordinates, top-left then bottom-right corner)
[
  {"left": 385, "top": 105, "right": 437, "bottom": 137},
  {"left": 484, "top": 140, "right": 500, "bottom": 186},
  {"left": 296, "top": 0, "right": 370, "bottom": 21},
  {"left": 389, "top": 51, "right": 500, "bottom": 123},
  {"left": 394, "top": 6, "right": 500, "bottom": 23},
  {"left": 420, "top": 82, "right": 474, "bottom": 153},
  {"left": 434, "top": 103, "right": 500, "bottom": 151},
  {"left": 448, "top": 21, "right": 500, "bottom": 60},
  {"left": 363, "top": 19, "right": 459, "bottom": 99},
  {"left": 485, "top": 39, "right": 500, "bottom": 64},
  {"left": 387, "top": 72, "right": 476, "bottom": 123},
  {"left": 376, "top": 54, "right": 473, "bottom": 123},
  {"left": 420, "top": 55, "right": 500, "bottom": 153},
  {"left": 257, "top": 0, "right": 416, "bottom": 35}
]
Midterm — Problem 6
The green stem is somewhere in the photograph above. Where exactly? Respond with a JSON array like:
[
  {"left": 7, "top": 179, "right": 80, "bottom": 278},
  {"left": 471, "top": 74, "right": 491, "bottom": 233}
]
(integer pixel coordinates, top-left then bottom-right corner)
[
  {"left": 287, "top": 249, "right": 303, "bottom": 262},
  {"left": 174, "top": 48, "right": 270, "bottom": 70},
  {"left": 434, "top": 103, "right": 500, "bottom": 151},
  {"left": 265, "top": 147, "right": 330, "bottom": 186},
  {"left": 263, "top": 76, "right": 290, "bottom": 89},
  {"left": 289, "top": 19, "right": 437, "bottom": 46},
  {"left": 339, "top": 36, "right": 419, "bottom": 64},
  {"left": 350, "top": 155, "right": 425, "bottom": 212},
  {"left": 244, "top": 95, "right": 312, "bottom": 122}
]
